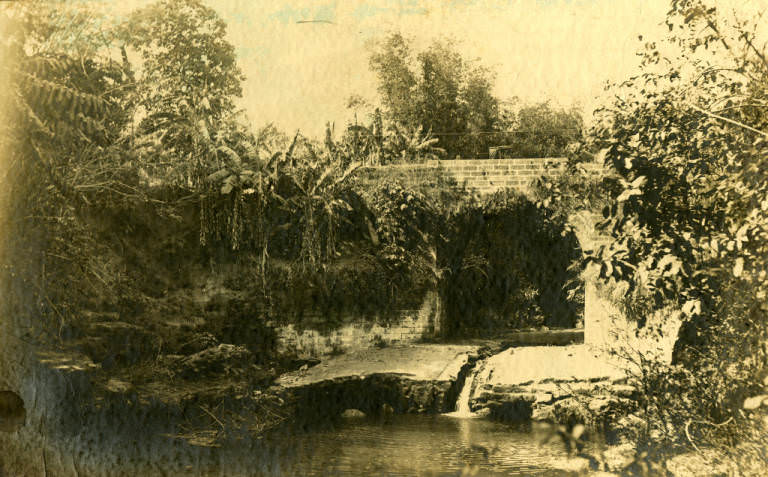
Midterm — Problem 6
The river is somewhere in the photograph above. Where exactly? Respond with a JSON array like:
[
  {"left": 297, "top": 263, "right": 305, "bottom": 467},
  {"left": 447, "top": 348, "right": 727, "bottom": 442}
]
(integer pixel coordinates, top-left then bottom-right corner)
[{"left": 256, "top": 414, "right": 577, "bottom": 476}]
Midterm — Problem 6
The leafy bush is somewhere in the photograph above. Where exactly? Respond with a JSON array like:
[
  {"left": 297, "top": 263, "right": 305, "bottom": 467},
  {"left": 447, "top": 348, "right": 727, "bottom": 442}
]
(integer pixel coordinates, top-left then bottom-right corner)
[
  {"left": 571, "top": 1, "right": 768, "bottom": 469},
  {"left": 438, "top": 188, "right": 582, "bottom": 336},
  {"left": 365, "top": 181, "right": 438, "bottom": 277},
  {"left": 612, "top": 324, "right": 768, "bottom": 471}
]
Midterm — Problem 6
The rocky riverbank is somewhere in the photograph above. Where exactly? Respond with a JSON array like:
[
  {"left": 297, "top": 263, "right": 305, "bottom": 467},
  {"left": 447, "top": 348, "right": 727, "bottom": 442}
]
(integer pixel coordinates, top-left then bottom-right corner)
[
  {"left": 4, "top": 336, "right": 666, "bottom": 476},
  {"left": 464, "top": 345, "right": 630, "bottom": 430}
]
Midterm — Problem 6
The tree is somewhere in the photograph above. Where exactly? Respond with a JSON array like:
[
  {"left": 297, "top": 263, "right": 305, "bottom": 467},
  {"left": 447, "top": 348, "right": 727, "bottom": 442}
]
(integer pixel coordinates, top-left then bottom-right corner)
[
  {"left": 368, "top": 33, "right": 418, "bottom": 127},
  {"left": 1, "top": 0, "right": 138, "bottom": 338},
  {"left": 123, "top": 0, "right": 245, "bottom": 184},
  {"left": 492, "top": 101, "right": 583, "bottom": 158},
  {"left": 583, "top": 0, "right": 768, "bottom": 454},
  {"left": 368, "top": 33, "right": 500, "bottom": 158}
]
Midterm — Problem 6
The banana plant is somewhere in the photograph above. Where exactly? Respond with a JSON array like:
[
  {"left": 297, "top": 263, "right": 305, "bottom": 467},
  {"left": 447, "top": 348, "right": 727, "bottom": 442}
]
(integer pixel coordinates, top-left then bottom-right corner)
[
  {"left": 383, "top": 123, "right": 445, "bottom": 163},
  {"left": 287, "top": 136, "right": 361, "bottom": 267},
  {"left": 202, "top": 124, "right": 293, "bottom": 277},
  {"left": 285, "top": 154, "right": 361, "bottom": 267}
]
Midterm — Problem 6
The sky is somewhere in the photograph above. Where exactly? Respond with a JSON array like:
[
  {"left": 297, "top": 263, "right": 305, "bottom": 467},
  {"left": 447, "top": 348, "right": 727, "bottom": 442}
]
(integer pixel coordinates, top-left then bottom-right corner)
[
  {"left": 217, "top": 0, "right": 670, "bottom": 138},
  {"left": 98, "top": 0, "right": 762, "bottom": 139}
]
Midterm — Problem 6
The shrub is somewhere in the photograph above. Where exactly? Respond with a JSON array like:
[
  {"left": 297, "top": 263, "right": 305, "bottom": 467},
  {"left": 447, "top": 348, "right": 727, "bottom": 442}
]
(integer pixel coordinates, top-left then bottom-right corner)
[{"left": 438, "top": 188, "right": 582, "bottom": 336}]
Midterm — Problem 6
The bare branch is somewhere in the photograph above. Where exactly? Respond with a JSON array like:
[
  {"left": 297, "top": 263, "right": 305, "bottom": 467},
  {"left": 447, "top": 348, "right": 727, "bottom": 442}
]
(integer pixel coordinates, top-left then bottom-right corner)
[{"left": 689, "top": 103, "right": 768, "bottom": 138}]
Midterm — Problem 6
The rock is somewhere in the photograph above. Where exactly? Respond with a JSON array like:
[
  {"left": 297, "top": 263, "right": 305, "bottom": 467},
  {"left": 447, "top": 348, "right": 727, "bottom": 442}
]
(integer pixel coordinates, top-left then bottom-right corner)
[
  {"left": 535, "top": 392, "right": 554, "bottom": 405},
  {"left": 509, "top": 392, "right": 537, "bottom": 402},
  {"left": 290, "top": 357, "right": 321, "bottom": 370},
  {"left": 475, "top": 391, "right": 517, "bottom": 403},
  {"left": 178, "top": 332, "right": 219, "bottom": 355},
  {"left": 341, "top": 408, "right": 366, "bottom": 418},
  {"left": 529, "top": 383, "right": 571, "bottom": 400},
  {"left": 177, "top": 344, "right": 253, "bottom": 379},
  {"left": 588, "top": 397, "right": 612, "bottom": 413},
  {"left": 487, "top": 398, "right": 534, "bottom": 422}
]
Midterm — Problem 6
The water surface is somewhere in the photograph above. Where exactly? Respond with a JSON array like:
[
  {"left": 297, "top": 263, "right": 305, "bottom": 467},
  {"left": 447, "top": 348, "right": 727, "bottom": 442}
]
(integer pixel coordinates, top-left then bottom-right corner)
[{"left": 264, "top": 414, "right": 575, "bottom": 476}]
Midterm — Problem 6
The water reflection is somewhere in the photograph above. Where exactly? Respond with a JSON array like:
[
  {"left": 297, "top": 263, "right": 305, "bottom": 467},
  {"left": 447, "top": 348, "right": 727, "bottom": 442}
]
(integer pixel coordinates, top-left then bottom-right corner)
[
  {"left": 23, "top": 413, "right": 579, "bottom": 476},
  {"left": 279, "top": 414, "right": 573, "bottom": 476}
]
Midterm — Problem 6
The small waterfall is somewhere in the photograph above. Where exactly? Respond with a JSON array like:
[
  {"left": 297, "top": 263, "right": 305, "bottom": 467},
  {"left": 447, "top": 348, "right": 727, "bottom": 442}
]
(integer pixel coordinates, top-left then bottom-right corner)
[{"left": 445, "top": 367, "right": 480, "bottom": 418}]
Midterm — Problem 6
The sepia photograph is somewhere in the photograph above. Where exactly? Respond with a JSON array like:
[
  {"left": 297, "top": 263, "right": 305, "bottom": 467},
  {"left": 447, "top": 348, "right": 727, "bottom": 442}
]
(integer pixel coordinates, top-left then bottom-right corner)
[{"left": 1, "top": 0, "right": 768, "bottom": 475}]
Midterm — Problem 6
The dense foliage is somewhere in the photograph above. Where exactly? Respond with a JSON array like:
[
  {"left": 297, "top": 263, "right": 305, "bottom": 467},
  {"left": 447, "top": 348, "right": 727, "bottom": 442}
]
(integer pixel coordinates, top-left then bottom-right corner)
[
  {"left": 1, "top": 0, "right": 584, "bottom": 380},
  {"left": 367, "top": 33, "right": 586, "bottom": 159},
  {"left": 492, "top": 101, "right": 584, "bottom": 159},
  {"left": 368, "top": 33, "right": 497, "bottom": 158},
  {"left": 574, "top": 0, "right": 768, "bottom": 466},
  {"left": 438, "top": 189, "right": 582, "bottom": 336},
  {"left": 1, "top": 1, "right": 139, "bottom": 341}
]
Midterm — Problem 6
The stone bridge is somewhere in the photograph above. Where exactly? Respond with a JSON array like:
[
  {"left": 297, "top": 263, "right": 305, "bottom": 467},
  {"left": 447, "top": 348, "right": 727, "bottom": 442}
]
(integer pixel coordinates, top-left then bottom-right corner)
[
  {"left": 281, "top": 157, "right": 679, "bottom": 362},
  {"left": 362, "top": 157, "right": 600, "bottom": 195}
]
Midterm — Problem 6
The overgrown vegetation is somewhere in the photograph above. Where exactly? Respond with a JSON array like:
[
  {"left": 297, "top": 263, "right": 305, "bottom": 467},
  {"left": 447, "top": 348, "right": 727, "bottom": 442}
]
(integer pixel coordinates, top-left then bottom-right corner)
[
  {"left": 439, "top": 189, "right": 582, "bottom": 336},
  {"left": 527, "top": 0, "right": 768, "bottom": 472},
  {"left": 364, "top": 32, "right": 584, "bottom": 159},
  {"left": 0, "top": 0, "right": 589, "bottom": 457},
  {"left": 0, "top": 0, "right": 581, "bottom": 357}
]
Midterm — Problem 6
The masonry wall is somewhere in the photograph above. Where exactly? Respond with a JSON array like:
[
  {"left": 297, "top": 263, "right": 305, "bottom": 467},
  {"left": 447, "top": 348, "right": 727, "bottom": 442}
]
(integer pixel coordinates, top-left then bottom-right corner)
[
  {"left": 571, "top": 211, "right": 681, "bottom": 364},
  {"left": 274, "top": 291, "right": 441, "bottom": 358},
  {"left": 362, "top": 157, "right": 569, "bottom": 195},
  {"left": 273, "top": 158, "right": 601, "bottom": 356},
  {"left": 437, "top": 157, "right": 567, "bottom": 194}
]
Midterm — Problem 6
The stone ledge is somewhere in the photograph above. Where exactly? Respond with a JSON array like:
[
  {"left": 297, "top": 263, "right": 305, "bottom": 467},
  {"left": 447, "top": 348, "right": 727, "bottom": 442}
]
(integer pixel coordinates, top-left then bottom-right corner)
[{"left": 500, "top": 328, "right": 584, "bottom": 347}]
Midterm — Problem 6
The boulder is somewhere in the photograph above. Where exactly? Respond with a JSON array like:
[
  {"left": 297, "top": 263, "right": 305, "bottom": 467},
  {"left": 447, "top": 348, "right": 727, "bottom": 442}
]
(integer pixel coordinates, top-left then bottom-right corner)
[
  {"left": 340, "top": 408, "right": 366, "bottom": 418},
  {"left": 588, "top": 397, "right": 613, "bottom": 413},
  {"left": 475, "top": 391, "right": 516, "bottom": 403},
  {"left": 176, "top": 344, "right": 253, "bottom": 379},
  {"left": 486, "top": 398, "right": 534, "bottom": 422},
  {"left": 178, "top": 332, "right": 219, "bottom": 355},
  {"left": 509, "top": 392, "right": 537, "bottom": 402},
  {"left": 290, "top": 357, "right": 321, "bottom": 371},
  {"left": 535, "top": 392, "right": 554, "bottom": 405}
]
